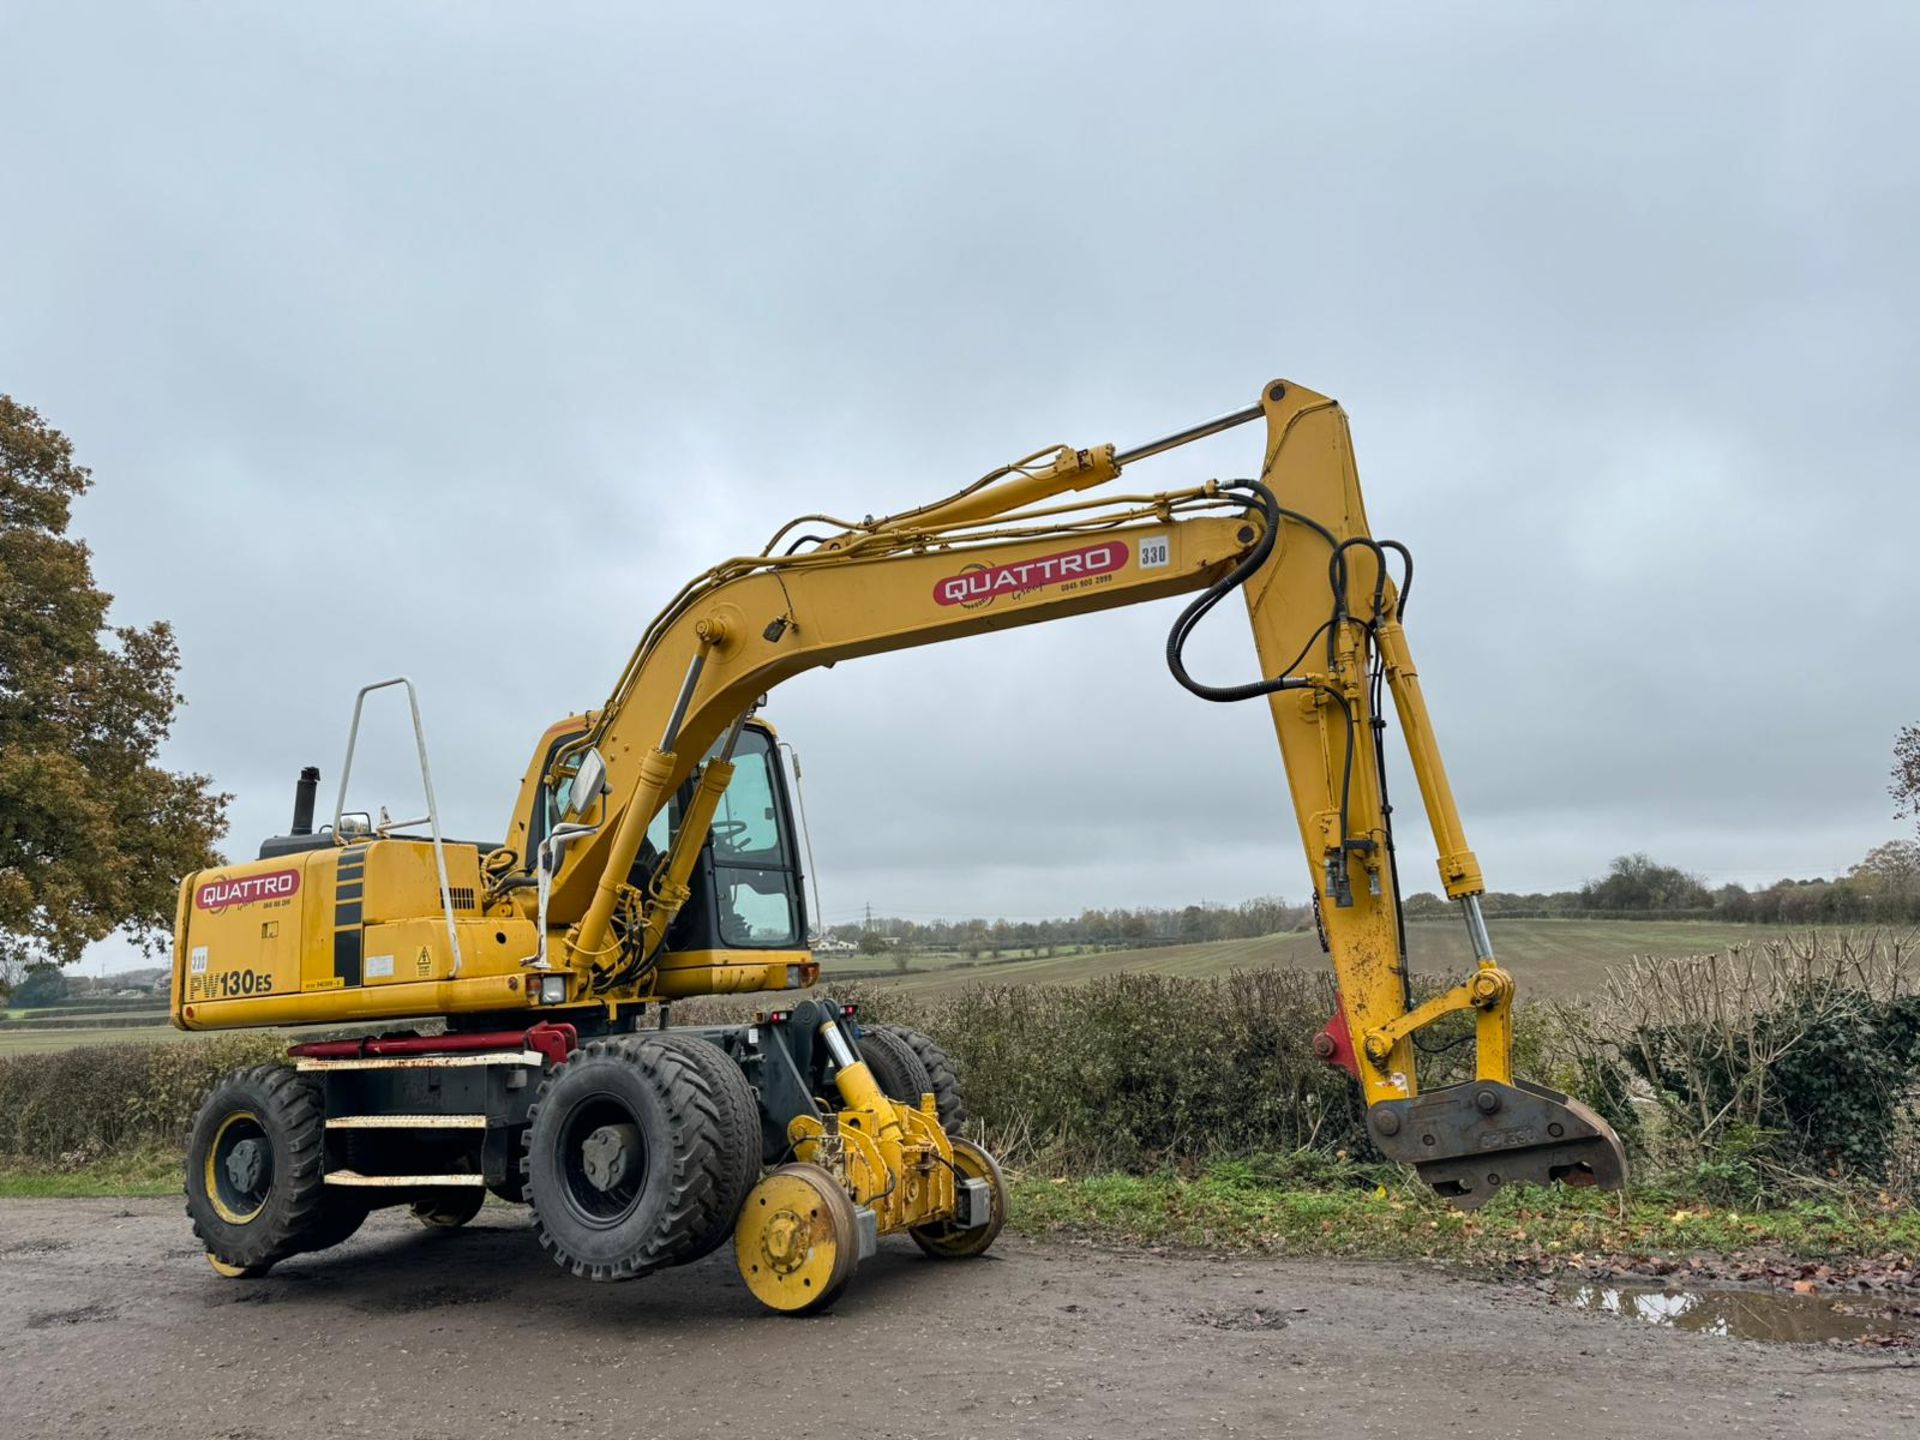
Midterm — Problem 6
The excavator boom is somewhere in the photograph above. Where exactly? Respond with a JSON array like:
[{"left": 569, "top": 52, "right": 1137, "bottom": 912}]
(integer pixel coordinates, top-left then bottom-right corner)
[{"left": 526, "top": 378, "right": 1626, "bottom": 1205}]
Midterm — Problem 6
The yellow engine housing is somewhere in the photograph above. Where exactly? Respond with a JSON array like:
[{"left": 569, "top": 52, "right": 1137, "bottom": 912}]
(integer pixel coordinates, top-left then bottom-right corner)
[{"left": 170, "top": 839, "right": 811, "bottom": 1030}]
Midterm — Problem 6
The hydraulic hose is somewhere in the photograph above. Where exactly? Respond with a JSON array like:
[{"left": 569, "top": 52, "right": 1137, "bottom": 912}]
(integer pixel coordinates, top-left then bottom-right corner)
[
  {"left": 1164, "top": 479, "right": 1341, "bottom": 703},
  {"left": 1164, "top": 476, "right": 1372, "bottom": 905}
]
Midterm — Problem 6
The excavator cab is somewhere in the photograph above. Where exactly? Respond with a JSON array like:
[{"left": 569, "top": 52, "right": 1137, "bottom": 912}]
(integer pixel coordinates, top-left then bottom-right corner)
[
  {"left": 505, "top": 712, "right": 818, "bottom": 999},
  {"left": 638, "top": 721, "right": 810, "bottom": 956}
]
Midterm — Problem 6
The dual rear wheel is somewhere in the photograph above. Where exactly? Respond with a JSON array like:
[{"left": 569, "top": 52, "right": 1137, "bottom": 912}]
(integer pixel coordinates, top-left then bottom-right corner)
[
  {"left": 522, "top": 1033, "right": 759, "bottom": 1281},
  {"left": 187, "top": 1067, "right": 492, "bottom": 1278}
]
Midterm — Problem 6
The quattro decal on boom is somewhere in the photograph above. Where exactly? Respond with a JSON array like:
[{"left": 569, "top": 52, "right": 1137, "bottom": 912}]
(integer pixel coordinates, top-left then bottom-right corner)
[{"left": 934, "top": 539, "right": 1128, "bottom": 610}]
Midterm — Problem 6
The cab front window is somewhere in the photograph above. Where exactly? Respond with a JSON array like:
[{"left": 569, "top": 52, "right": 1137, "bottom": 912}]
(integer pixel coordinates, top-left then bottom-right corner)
[{"left": 710, "top": 729, "right": 800, "bottom": 948}]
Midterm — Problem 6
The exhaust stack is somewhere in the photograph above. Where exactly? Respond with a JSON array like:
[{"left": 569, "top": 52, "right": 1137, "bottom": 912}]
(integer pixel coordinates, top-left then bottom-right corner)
[{"left": 290, "top": 766, "right": 321, "bottom": 836}]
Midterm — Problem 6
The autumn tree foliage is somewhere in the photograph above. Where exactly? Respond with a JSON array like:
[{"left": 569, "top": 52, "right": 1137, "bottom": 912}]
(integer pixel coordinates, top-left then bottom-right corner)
[
  {"left": 0, "top": 395, "right": 227, "bottom": 970},
  {"left": 1894, "top": 724, "right": 1920, "bottom": 835}
]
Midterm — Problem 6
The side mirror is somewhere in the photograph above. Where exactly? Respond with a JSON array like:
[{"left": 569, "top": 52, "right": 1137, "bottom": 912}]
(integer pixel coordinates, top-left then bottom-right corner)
[{"left": 556, "top": 748, "right": 609, "bottom": 820}]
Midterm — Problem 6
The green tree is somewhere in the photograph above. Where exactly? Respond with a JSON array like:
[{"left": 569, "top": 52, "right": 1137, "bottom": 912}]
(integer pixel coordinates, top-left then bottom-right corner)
[
  {"left": 857, "top": 928, "right": 888, "bottom": 958},
  {"left": 1850, "top": 839, "right": 1920, "bottom": 897},
  {"left": 12, "top": 963, "right": 69, "bottom": 1007},
  {"left": 0, "top": 396, "right": 227, "bottom": 968},
  {"left": 1579, "top": 853, "right": 1711, "bottom": 912}
]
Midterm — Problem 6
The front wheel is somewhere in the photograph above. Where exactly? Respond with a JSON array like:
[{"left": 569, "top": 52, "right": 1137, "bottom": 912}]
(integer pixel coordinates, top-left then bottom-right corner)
[{"left": 522, "top": 1036, "right": 750, "bottom": 1281}]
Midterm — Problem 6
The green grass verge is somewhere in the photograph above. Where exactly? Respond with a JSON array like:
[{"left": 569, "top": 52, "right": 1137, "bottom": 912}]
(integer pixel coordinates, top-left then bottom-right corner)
[
  {"left": 1007, "top": 1160, "right": 1920, "bottom": 1263},
  {"left": 0, "top": 1147, "right": 180, "bottom": 1198},
  {"left": 6, "top": 1149, "right": 1912, "bottom": 1269}
]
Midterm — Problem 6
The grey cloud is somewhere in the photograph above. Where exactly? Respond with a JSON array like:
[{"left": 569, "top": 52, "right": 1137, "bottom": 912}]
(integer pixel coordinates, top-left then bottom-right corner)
[{"left": 3, "top": 3, "right": 1915, "bottom": 958}]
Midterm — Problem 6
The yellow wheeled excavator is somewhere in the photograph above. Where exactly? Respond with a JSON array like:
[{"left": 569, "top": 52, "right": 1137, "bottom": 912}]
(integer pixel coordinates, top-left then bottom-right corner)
[{"left": 172, "top": 378, "right": 1627, "bottom": 1311}]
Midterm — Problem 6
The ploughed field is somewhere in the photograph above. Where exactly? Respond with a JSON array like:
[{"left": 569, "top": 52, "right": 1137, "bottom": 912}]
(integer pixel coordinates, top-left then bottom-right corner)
[
  {"left": 818, "top": 917, "right": 1826, "bottom": 998},
  {"left": 0, "top": 919, "right": 1857, "bottom": 1055}
]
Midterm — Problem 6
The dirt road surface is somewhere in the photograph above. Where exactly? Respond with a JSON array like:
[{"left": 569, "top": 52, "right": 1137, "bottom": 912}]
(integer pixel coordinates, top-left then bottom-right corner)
[{"left": 2, "top": 1198, "right": 1914, "bottom": 1439}]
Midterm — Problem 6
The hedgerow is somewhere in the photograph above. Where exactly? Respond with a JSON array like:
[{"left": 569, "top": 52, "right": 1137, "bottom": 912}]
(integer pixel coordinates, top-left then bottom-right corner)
[{"left": 4, "top": 935, "right": 1913, "bottom": 1208}]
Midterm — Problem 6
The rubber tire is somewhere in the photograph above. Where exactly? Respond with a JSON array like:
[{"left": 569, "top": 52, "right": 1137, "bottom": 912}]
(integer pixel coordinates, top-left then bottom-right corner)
[
  {"left": 523, "top": 1036, "right": 741, "bottom": 1281},
  {"left": 487, "top": 1125, "right": 529, "bottom": 1204},
  {"left": 185, "top": 1064, "right": 328, "bottom": 1275},
  {"left": 857, "top": 1027, "right": 933, "bottom": 1110},
  {"left": 412, "top": 1186, "right": 486, "bottom": 1228},
  {"left": 872, "top": 1024, "right": 966, "bottom": 1131},
  {"left": 640, "top": 1033, "right": 763, "bottom": 1263}
]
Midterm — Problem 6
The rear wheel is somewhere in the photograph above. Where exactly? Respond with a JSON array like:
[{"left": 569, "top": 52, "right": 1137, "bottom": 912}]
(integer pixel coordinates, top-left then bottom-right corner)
[
  {"left": 185, "top": 1065, "right": 329, "bottom": 1276},
  {"left": 411, "top": 1186, "right": 486, "bottom": 1228},
  {"left": 301, "top": 1196, "right": 372, "bottom": 1253},
  {"left": 523, "top": 1036, "right": 748, "bottom": 1281},
  {"left": 856, "top": 1027, "right": 932, "bottom": 1110},
  {"left": 871, "top": 1025, "right": 966, "bottom": 1132}
]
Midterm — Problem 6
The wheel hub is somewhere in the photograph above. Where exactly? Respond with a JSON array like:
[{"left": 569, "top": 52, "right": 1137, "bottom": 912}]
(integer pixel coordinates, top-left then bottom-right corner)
[
  {"left": 580, "top": 1123, "right": 639, "bottom": 1193},
  {"left": 762, "top": 1209, "right": 808, "bottom": 1274},
  {"left": 224, "top": 1137, "right": 265, "bottom": 1194}
]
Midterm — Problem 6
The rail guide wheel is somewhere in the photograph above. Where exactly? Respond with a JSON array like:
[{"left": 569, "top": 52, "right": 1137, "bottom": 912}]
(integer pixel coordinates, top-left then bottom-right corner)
[
  {"left": 734, "top": 1162, "right": 860, "bottom": 1315},
  {"left": 911, "top": 1137, "right": 1008, "bottom": 1260}
]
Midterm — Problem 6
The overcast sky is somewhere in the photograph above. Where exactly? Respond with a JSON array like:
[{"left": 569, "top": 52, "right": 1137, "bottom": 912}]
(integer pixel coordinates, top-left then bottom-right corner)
[{"left": 4, "top": 4, "right": 1917, "bottom": 968}]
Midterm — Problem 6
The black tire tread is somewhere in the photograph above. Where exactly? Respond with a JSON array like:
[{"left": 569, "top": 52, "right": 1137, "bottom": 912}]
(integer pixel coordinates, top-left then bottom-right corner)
[
  {"left": 301, "top": 1196, "right": 371, "bottom": 1253},
  {"left": 640, "top": 1032, "right": 762, "bottom": 1263},
  {"left": 857, "top": 1026, "right": 933, "bottom": 1110},
  {"left": 872, "top": 1024, "right": 966, "bottom": 1130},
  {"left": 184, "top": 1063, "right": 329, "bottom": 1272},
  {"left": 522, "top": 1037, "right": 736, "bottom": 1281}
]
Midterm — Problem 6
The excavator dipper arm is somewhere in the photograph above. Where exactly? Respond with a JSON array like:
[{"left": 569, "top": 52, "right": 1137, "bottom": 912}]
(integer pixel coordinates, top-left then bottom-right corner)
[{"left": 519, "top": 378, "right": 1626, "bottom": 1206}]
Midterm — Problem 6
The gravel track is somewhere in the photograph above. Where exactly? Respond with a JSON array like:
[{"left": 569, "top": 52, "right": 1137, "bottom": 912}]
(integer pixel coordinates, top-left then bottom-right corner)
[{"left": 2, "top": 1197, "right": 1915, "bottom": 1438}]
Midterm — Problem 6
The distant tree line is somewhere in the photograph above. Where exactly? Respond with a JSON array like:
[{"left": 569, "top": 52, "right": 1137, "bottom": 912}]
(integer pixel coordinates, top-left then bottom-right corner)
[
  {"left": 834, "top": 841, "right": 1920, "bottom": 956},
  {"left": 1404, "top": 842, "right": 1920, "bottom": 926},
  {"left": 829, "top": 896, "right": 1312, "bottom": 958}
]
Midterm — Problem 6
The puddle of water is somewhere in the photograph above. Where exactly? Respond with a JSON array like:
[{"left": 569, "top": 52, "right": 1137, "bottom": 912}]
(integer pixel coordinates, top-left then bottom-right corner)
[{"left": 1559, "top": 1281, "right": 1920, "bottom": 1345}]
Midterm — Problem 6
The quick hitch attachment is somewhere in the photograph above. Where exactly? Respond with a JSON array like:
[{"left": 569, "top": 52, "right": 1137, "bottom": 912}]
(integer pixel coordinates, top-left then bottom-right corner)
[{"left": 1354, "top": 893, "right": 1629, "bottom": 1207}]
